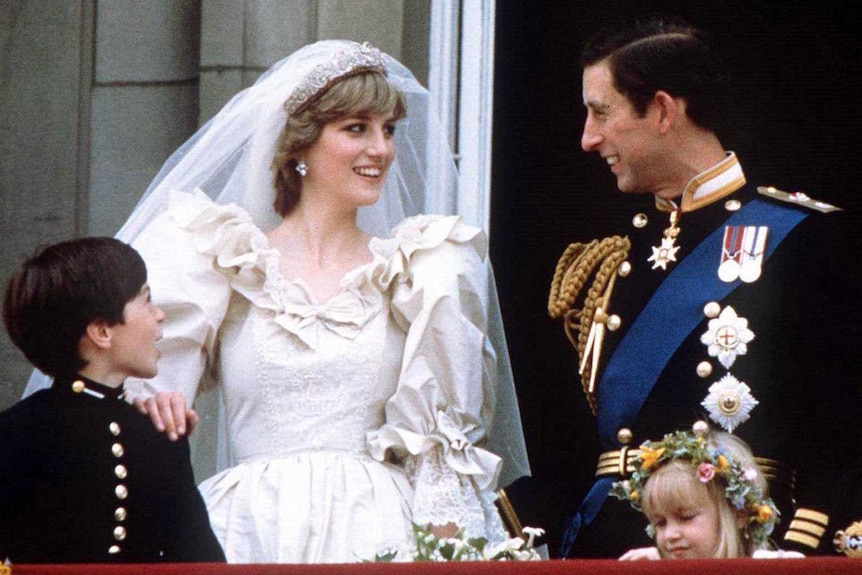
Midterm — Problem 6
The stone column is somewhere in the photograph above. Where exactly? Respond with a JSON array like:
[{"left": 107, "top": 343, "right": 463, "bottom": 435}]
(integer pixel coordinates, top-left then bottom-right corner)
[
  {"left": 200, "top": 0, "right": 412, "bottom": 124},
  {"left": 0, "top": 1, "right": 92, "bottom": 405},
  {"left": 90, "top": 0, "right": 202, "bottom": 236}
]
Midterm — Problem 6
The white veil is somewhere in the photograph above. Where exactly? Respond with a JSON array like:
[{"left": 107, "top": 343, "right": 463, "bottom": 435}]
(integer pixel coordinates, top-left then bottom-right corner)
[{"left": 23, "top": 39, "right": 528, "bottom": 487}]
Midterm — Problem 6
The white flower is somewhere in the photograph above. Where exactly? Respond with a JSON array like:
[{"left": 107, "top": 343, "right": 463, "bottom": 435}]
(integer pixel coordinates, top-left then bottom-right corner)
[
  {"left": 522, "top": 526, "right": 546, "bottom": 548},
  {"left": 482, "top": 541, "right": 514, "bottom": 560},
  {"left": 699, "top": 305, "right": 755, "bottom": 369},
  {"left": 701, "top": 374, "right": 759, "bottom": 433},
  {"left": 743, "top": 467, "right": 758, "bottom": 482}
]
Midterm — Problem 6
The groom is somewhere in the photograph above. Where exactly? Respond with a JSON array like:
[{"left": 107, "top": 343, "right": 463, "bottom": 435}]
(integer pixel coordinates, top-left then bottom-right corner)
[{"left": 552, "top": 17, "right": 862, "bottom": 558}]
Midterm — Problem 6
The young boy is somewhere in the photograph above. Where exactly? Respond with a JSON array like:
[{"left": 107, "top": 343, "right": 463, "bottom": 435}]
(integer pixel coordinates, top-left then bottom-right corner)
[{"left": 0, "top": 237, "right": 225, "bottom": 563}]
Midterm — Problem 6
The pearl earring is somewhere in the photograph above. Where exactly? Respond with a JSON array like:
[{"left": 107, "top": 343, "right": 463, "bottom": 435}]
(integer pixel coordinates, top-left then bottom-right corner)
[{"left": 295, "top": 160, "right": 308, "bottom": 177}]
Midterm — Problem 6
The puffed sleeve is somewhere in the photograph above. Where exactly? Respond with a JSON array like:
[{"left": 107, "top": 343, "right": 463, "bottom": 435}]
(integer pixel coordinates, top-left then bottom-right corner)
[
  {"left": 368, "top": 215, "right": 505, "bottom": 540},
  {"left": 124, "top": 190, "right": 234, "bottom": 405}
]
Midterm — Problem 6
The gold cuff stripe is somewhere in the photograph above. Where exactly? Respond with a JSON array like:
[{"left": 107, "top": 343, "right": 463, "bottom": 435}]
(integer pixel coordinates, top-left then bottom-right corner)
[
  {"left": 596, "top": 465, "right": 636, "bottom": 477},
  {"left": 596, "top": 448, "right": 640, "bottom": 477},
  {"left": 784, "top": 531, "right": 820, "bottom": 549},
  {"left": 795, "top": 508, "right": 829, "bottom": 526},
  {"left": 789, "top": 519, "right": 826, "bottom": 538},
  {"left": 595, "top": 450, "right": 798, "bottom": 488},
  {"left": 597, "top": 450, "right": 640, "bottom": 462}
]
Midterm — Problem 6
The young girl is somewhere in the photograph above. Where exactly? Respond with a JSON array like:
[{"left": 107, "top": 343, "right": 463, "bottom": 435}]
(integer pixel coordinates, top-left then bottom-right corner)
[{"left": 611, "top": 427, "right": 784, "bottom": 560}]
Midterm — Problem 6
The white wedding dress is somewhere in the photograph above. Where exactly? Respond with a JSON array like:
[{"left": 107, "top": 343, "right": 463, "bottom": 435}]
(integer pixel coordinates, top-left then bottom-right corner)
[{"left": 128, "top": 190, "right": 506, "bottom": 563}]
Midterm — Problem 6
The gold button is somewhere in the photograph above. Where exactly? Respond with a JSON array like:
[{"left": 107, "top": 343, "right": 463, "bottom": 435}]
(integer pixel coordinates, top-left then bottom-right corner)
[
  {"left": 703, "top": 301, "right": 721, "bottom": 319},
  {"left": 114, "top": 526, "right": 127, "bottom": 541},
  {"left": 696, "top": 361, "right": 713, "bottom": 378},
  {"left": 114, "top": 507, "right": 127, "bottom": 522},
  {"left": 725, "top": 199, "right": 742, "bottom": 212},
  {"left": 618, "top": 261, "right": 632, "bottom": 277},
  {"left": 115, "top": 484, "right": 128, "bottom": 500},
  {"left": 692, "top": 420, "right": 710, "bottom": 436},
  {"left": 616, "top": 428, "right": 633, "bottom": 445},
  {"left": 71, "top": 380, "right": 85, "bottom": 393},
  {"left": 108, "top": 545, "right": 121, "bottom": 555},
  {"left": 114, "top": 464, "right": 127, "bottom": 479},
  {"left": 111, "top": 443, "right": 124, "bottom": 458},
  {"left": 109, "top": 422, "right": 121, "bottom": 436},
  {"left": 632, "top": 213, "right": 648, "bottom": 228}
]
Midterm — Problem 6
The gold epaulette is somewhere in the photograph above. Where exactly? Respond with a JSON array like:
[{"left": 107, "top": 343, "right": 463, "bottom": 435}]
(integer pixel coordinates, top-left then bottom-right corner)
[
  {"left": 757, "top": 186, "right": 842, "bottom": 213},
  {"left": 833, "top": 520, "right": 862, "bottom": 558}
]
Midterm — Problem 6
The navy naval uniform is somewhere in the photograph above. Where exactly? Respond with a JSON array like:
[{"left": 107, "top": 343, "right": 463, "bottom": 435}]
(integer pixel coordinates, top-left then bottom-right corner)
[
  {"left": 0, "top": 375, "right": 225, "bottom": 563},
  {"left": 558, "top": 153, "right": 862, "bottom": 558}
]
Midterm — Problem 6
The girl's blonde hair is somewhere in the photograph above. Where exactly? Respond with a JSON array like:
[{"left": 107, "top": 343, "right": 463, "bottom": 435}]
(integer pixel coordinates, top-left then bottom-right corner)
[{"left": 641, "top": 432, "right": 768, "bottom": 558}]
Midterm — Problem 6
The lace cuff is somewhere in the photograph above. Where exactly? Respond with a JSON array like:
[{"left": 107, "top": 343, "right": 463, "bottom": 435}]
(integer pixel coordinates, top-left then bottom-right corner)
[{"left": 407, "top": 446, "right": 506, "bottom": 543}]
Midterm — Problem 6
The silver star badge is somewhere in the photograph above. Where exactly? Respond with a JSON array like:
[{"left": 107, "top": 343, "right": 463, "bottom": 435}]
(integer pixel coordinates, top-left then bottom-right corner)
[
  {"left": 648, "top": 237, "right": 680, "bottom": 270},
  {"left": 701, "top": 374, "right": 759, "bottom": 433},
  {"left": 699, "top": 305, "right": 755, "bottom": 369}
]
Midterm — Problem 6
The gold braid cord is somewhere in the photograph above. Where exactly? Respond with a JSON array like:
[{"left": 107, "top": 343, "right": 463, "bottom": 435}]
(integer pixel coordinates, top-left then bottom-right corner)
[{"left": 548, "top": 236, "right": 631, "bottom": 414}]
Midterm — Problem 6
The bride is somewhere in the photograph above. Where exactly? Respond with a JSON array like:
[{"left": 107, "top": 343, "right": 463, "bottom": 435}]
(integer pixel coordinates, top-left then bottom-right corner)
[{"left": 89, "top": 40, "right": 530, "bottom": 563}]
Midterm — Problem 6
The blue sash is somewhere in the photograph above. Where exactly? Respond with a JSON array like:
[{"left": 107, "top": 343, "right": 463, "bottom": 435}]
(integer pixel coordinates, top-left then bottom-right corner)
[{"left": 560, "top": 198, "right": 808, "bottom": 557}]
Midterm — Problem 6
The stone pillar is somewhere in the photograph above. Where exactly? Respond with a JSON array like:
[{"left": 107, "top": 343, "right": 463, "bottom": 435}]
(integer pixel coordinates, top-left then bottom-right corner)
[
  {"left": 90, "top": 0, "right": 202, "bottom": 236},
  {"left": 0, "top": 1, "right": 92, "bottom": 405},
  {"left": 200, "top": 0, "right": 415, "bottom": 124}
]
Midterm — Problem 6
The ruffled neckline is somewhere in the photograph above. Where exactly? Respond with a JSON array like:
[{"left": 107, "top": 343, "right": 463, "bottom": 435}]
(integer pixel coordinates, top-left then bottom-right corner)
[{"left": 166, "top": 190, "right": 481, "bottom": 349}]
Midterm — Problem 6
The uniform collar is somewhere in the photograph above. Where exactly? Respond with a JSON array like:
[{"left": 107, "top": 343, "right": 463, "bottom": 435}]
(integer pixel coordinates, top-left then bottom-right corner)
[
  {"left": 655, "top": 152, "right": 746, "bottom": 213},
  {"left": 53, "top": 374, "right": 125, "bottom": 401}
]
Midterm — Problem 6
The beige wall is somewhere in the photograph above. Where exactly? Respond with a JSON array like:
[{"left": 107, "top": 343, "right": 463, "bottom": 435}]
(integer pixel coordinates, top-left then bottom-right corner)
[{"left": 0, "top": 0, "right": 429, "bottom": 411}]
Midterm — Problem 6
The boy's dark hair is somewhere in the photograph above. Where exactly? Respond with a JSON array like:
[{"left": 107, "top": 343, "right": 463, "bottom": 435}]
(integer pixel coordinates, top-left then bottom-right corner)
[
  {"left": 581, "top": 17, "right": 729, "bottom": 134},
  {"left": 2, "top": 237, "right": 146, "bottom": 377}
]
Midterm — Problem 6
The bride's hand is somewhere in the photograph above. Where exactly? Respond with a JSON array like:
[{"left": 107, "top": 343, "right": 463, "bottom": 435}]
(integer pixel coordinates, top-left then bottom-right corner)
[
  {"left": 133, "top": 391, "right": 199, "bottom": 441},
  {"left": 428, "top": 522, "right": 459, "bottom": 539}
]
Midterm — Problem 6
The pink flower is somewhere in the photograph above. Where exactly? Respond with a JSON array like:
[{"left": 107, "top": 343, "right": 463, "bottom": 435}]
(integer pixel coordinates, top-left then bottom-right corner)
[{"left": 697, "top": 463, "right": 716, "bottom": 483}]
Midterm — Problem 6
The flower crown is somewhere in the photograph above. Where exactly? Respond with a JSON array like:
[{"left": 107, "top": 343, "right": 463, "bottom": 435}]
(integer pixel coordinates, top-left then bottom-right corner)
[
  {"left": 284, "top": 41, "right": 387, "bottom": 116},
  {"left": 609, "top": 430, "right": 780, "bottom": 547}
]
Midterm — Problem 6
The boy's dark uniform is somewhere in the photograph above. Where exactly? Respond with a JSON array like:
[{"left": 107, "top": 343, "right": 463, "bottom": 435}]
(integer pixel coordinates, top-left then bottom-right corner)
[
  {"left": 0, "top": 375, "right": 225, "bottom": 563},
  {"left": 556, "top": 155, "right": 862, "bottom": 557}
]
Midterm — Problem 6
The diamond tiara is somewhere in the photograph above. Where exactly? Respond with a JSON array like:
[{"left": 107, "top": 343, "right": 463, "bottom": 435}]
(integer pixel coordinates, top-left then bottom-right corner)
[{"left": 284, "top": 42, "right": 387, "bottom": 116}]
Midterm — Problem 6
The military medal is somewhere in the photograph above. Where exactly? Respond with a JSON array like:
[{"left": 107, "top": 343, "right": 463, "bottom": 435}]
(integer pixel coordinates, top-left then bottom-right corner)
[
  {"left": 718, "top": 226, "right": 743, "bottom": 282},
  {"left": 701, "top": 373, "right": 759, "bottom": 433},
  {"left": 699, "top": 305, "right": 755, "bottom": 369},
  {"left": 718, "top": 225, "right": 768, "bottom": 283},
  {"left": 739, "top": 226, "right": 768, "bottom": 283},
  {"left": 648, "top": 209, "right": 681, "bottom": 270}
]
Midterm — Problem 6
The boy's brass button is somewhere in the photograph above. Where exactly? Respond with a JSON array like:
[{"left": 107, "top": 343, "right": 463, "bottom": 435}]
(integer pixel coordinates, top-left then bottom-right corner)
[{"left": 72, "top": 381, "right": 85, "bottom": 393}]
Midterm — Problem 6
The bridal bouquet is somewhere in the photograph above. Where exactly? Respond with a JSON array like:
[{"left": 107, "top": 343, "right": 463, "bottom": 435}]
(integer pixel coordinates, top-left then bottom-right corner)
[{"left": 372, "top": 523, "right": 545, "bottom": 562}]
